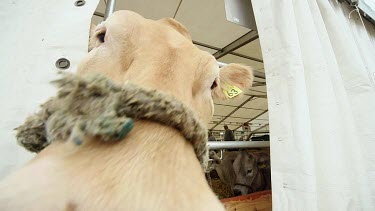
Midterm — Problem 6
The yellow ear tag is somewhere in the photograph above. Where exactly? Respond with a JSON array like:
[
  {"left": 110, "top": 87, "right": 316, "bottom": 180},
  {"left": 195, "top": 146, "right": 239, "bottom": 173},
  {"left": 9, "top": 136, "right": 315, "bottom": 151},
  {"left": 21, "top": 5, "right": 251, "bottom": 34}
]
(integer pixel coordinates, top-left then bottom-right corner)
[
  {"left": 223, "top": 83, "right": 242, "bottom": 98},
  {"left": 259, "top": 164, "right": 267, "bottom": 169}
]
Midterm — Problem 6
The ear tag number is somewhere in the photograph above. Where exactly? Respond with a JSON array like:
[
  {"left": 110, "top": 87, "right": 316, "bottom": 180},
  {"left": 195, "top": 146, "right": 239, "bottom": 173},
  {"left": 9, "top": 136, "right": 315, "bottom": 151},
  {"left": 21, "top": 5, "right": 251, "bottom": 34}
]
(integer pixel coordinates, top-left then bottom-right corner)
[{"left": 223, "top": 84, "right": 242, "bottom": 98}]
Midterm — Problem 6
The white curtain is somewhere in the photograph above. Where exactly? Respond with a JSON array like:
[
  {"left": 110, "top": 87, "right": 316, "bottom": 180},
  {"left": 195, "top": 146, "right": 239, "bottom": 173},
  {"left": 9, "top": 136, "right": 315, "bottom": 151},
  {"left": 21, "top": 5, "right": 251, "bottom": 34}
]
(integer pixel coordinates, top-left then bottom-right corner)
[
  {"left": 252, "top": 0, "right": 375, "bottom": 210},
  {"left": 0, "top": 0, "right": 99, "bottom": 179}
]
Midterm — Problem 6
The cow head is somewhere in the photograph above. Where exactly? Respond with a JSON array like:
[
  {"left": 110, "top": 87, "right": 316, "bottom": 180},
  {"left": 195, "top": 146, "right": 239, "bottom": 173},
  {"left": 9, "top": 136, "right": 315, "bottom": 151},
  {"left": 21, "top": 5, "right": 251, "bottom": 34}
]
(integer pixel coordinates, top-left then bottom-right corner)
[
  {"left": 232, "top": 151, "right": 258, "bottom": 196},
  {"left": 79, "top": 10, "right": 253, "bottom": 125}
]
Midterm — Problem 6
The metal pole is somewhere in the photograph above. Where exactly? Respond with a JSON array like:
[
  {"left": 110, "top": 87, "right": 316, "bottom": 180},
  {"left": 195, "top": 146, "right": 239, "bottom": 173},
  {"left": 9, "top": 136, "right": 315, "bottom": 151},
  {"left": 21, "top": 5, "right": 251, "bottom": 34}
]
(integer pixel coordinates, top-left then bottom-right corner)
[
  {"left": 104, "top": 0, "right": 116, "bottom": 20},
  {"left": 207, "top": 141, "right": 270, "bottom": 150}
]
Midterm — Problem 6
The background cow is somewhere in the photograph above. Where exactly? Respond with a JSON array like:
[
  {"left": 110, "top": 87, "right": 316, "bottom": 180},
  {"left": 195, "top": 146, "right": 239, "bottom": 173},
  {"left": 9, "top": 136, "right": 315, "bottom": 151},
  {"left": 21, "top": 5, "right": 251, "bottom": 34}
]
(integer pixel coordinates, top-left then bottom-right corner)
[{"left": 211, "top": 150, "right": 271, "bottom": 196}]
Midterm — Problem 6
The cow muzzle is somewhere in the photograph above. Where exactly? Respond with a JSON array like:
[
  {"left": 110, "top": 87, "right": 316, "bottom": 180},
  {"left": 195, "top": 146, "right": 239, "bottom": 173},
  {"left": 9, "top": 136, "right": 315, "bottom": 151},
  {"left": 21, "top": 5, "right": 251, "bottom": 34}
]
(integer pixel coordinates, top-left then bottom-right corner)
[{"left": 233, "top": 183, "right": 252, "bottom": 196}]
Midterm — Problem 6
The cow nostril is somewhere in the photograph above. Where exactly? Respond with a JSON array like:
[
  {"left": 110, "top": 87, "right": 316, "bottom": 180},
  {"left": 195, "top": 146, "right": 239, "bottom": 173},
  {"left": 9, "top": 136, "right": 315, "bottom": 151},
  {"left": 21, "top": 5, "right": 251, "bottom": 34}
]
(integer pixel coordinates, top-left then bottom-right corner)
[
  {"left": 247, "top": 169, "right": 253, "bottom": 175},
  {"left": 233, "top": 189, "right": 242, "bottom": 196}
]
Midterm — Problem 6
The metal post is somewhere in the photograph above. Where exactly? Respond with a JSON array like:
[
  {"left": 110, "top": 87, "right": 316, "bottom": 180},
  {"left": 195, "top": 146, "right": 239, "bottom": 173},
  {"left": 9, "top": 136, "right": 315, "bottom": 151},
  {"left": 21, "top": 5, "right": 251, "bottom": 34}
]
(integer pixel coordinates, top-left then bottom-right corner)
[
  {"left": 207, "top": 141, "right": 270, "bottom": 150},
  {"left": 104, "top": 0, "right": 116, "bottom": 20}
]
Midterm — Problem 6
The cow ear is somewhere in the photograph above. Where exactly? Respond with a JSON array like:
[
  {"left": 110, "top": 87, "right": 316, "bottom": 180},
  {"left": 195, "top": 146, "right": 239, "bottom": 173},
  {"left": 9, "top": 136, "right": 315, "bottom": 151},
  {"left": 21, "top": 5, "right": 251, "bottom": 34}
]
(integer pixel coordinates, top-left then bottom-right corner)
[
  {"left": 88, "top": 23, "right": 97, "bottom": 52},
  {"left": 247, "top": 151, "right": 256, "bottom": 160},
  {"left": 257, "top": 155, "right": 270, "bottom": 168},
  {"left": 230, "top": 158, "right": 236, "bottom": 164},
  {"left": 212, "top": 64, "right": 253, "bottom": 100}
]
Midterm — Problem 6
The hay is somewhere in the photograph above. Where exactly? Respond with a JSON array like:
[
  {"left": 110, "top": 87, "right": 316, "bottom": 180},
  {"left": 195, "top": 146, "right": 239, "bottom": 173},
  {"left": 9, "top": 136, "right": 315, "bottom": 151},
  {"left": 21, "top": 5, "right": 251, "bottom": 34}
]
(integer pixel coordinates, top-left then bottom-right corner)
[{"left": 211, "top": 179, "right": 233, "bottom": 199}]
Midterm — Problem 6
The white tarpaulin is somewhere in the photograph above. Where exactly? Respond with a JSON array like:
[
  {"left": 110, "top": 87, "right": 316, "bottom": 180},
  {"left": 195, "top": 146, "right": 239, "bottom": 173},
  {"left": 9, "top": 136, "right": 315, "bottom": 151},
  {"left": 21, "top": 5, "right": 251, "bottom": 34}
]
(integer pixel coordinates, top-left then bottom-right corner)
[
  {"left": 0, "top": 0, "right": 99, "bottom": 179},
  {"left": 252, "top": 0, "right": 375, "bottom": 210}
]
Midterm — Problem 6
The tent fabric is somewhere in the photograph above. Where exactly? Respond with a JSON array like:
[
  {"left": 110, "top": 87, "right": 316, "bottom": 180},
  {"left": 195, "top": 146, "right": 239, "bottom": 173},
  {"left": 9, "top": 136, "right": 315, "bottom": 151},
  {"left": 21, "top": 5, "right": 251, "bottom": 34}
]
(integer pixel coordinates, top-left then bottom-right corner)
[
  {"left": 0, "top": 0, "right": 99, "bottom": 179},
  {"left": 252, "top": 0, "right": 375, "bottom": 210}
]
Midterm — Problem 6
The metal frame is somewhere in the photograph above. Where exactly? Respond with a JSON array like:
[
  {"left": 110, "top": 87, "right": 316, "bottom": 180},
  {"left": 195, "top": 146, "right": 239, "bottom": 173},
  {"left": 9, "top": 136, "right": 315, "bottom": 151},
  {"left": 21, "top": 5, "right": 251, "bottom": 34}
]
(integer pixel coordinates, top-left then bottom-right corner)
[
  {"left": 233, "top": 110, "right": 268, "bottom": 131},
  {"left": 94, "top": 11, "right": 105, "bottom": 18},
  {"left": 104, "top": 0, "right": 116, "bottom": 20},
  {"left": 214, "top": 103, "right": 266, "bottom": 111},
  {"left": 210, "top": 96, "right": 255, "bottom": 129},
  {"left": 245, "top": 94, "right": 267, "bottom": 99},
  {"left": 193, "top": 41, "right": 264, "bottom": 64},
  {"left": 210, "top": 130, "right": 269, "bottom": 136},
  {"left": 208, "top": 141, "right": 270, "bottom": 150},
  {"left": 213, "top": 30, "right": 259, "bottom": 60},
  {"left": 251, "top": 123, "right": 269, "bottom": 133},
  {"left": 245, "top": 123, "right": 269, "bottom": 141}
]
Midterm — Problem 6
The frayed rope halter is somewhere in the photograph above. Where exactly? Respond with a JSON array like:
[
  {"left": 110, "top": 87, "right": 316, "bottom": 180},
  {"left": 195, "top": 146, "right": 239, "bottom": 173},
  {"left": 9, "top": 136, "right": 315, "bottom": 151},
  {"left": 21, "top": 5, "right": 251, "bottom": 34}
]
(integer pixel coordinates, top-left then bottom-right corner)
[{"left": 16, "top": 73, "right": 208, "bottom": 170}]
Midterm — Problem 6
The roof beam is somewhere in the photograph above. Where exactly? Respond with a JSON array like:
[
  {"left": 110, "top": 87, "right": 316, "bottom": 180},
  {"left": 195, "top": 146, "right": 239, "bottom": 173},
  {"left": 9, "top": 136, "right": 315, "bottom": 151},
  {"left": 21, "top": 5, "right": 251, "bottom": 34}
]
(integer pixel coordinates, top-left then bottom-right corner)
[
  {"left": 173, "top": 0, "right": 183, "bottom": 18},
  {"left": 213, "top": 30, "right": 259, "bottom": 60},
  {"left": 94, "top": 12, "right": 263, "bottom": 63},
  {"left": 233, "top": 109, "right": 268, "bottom": 130},
  {"left": 230, "top": 51, "right": 263, "bottom": 63},
  {"left": 193, "top": 41, "right": 263, "bottom": 64},
  {"left": 193, "top": 41, "right": 221, "bottom": 51},
  {"left": 247, "top": 88, "right": 267, "bottom": 94},
  {"left": 252, "top": 123, "right": 269, "bottom": 133},
  {"left": 214, "top": 103, "right": 266, "bottom": 111},
  {"left": 212, "top": 115, "right": 268, "bottom": 121},
  {"left": 210, "top": 96, "right": 255, "bottom": 130},
  {"left": 245, "top": 123, "right": 269, "bottom": 141},
  {"left": 94, "top": 11, "right": 105, "bottom": 18},
  {"left": 244, "top": 93, "right": 267, "bottom": 98},
  {"left": 252, "top": 82, "right": 266, "bottom": 87}
]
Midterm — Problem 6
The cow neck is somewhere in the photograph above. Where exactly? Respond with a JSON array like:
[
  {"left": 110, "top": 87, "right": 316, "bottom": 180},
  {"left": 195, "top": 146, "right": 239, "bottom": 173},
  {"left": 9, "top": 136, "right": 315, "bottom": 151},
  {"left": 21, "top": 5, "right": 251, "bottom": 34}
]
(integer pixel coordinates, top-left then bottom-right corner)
[{"left": 16, "top": 73, "right": 209, "bottom": 170}]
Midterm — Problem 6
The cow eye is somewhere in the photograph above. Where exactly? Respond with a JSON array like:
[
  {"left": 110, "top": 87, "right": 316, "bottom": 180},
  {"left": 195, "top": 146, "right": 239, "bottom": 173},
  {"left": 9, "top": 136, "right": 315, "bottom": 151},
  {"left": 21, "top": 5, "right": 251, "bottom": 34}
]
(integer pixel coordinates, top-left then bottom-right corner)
[
  {"left": 210, "top": 80, "right": 217, "bottom": 90},
  {"left": 97, "top": 32, "right": 105, "bottom": 43}
]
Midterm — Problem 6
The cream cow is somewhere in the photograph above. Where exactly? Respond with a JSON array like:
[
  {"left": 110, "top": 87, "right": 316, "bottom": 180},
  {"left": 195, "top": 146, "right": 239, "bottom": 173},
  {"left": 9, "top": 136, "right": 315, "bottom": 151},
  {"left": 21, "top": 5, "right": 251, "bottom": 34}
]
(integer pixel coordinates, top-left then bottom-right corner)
[{"left": 0, "top": 11, "right": 253, "bottom": 210}]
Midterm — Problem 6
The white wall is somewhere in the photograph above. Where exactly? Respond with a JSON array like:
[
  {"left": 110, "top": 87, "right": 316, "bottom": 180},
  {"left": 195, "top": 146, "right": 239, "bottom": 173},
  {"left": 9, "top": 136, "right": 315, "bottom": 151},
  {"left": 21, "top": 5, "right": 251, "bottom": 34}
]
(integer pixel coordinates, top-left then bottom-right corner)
[{"left": 0, "top": 0, "right": 99, "bottom": 179}]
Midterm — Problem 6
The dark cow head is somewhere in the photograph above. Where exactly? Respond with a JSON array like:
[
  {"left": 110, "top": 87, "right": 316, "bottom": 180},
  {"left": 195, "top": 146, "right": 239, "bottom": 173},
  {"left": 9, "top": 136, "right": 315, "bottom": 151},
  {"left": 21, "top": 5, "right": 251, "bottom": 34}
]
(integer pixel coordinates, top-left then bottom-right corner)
[
  {"left": 232, "top": 151, "right": 259, "bottom": 196},
  {"left": 211, "top": 150, "right": 271, "bottom": 197}
]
